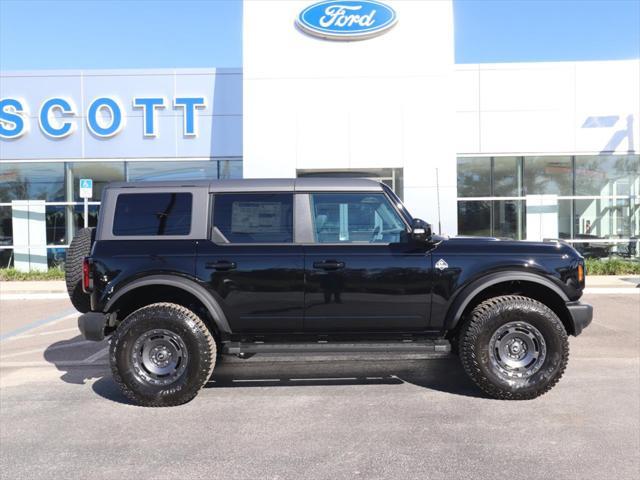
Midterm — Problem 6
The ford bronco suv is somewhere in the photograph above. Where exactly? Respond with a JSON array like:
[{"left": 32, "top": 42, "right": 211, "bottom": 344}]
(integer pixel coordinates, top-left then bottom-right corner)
[{"left": 66, "top": 178, "right": 592, "bottom": 406}]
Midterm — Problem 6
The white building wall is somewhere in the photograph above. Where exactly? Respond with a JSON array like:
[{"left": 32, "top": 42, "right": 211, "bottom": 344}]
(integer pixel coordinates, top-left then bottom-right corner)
[
  {"left": 243, "top": 0, "right": 458, "bottom": 234},
  {"left": 456, "top": 59, "right": 640, "bottom": 156}
]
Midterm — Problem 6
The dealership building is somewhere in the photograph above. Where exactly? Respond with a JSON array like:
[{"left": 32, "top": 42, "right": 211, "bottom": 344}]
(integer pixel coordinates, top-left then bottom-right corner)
[{"left": 1, "top": 0, "right": 638, "bottom": 271}]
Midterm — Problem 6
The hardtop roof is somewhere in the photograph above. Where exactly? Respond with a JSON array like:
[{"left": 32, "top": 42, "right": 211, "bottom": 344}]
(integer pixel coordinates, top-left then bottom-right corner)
[{"left": 105, "top": 177, "right": 384, "bottom": 192}]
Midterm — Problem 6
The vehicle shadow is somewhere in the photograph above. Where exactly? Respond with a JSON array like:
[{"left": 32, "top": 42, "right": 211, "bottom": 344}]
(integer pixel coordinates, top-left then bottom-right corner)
[
  {"left": 43, "top": 337, "right": 487, "bottom": 404},
  {"left": 204, "top": 356, "right": 486, "bottom": 399},
  {"left": 43, "top": 335, "right": 135, "bottom": 405}
]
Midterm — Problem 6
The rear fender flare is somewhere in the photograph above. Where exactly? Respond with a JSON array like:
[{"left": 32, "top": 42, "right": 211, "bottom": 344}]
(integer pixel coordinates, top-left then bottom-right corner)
[{"left": 104, "top": 275, "right": 231, "bottom": 334}]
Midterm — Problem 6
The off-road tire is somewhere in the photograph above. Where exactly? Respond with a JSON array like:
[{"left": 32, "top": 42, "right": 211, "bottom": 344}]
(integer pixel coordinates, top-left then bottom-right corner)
[
  {"left": 459, "top": 295, "right": 569, "bottom": 400},
  {"left": 109, "top": 303, "right": 216, "bottom": 407},
  {"left": 64, "top": 227, "right": 95, "bottom": 313}
]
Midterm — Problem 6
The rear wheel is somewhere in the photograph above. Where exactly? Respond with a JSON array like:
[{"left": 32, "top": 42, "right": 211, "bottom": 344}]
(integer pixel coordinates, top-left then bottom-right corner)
[
  {"left": 459, "top": 295, "right": 569, "bottom": 400},
  {"left": 64, "top": 227, "right": 95, "bottom": 313},
  {"left": 109, "top": 303, "right": 216, "bottom": 407}
]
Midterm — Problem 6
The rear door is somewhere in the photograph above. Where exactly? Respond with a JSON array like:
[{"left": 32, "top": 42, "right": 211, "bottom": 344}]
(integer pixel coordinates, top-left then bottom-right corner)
[
  {"left": 196, "top": 192, "right": 304, "bottom": 333},
  {"left": 303, "top": 192, "right": 432, "bottom": 332}
]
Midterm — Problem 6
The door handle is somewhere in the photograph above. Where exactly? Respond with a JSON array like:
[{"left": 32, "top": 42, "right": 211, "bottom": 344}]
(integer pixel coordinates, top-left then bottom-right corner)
[
  {"left": 205, "top": 260, "right": 237, "bottom": 271},
  {"left": 313, "top": 260, "right": 345, "bottom": 271}
]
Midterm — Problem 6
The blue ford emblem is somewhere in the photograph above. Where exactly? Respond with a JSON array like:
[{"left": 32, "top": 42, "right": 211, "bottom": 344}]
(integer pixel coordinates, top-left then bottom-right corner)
[{"left": 296, "top": 0, "right": 398, "bottom": 40}]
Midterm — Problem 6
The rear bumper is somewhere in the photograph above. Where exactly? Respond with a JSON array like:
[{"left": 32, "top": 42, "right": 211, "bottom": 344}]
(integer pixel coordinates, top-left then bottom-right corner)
[
  {"left": 77, "top": 312, "right": 107, "bottom": 341},
  {"left": 566, "top": 301, "right": 593, "bottom": 336}
]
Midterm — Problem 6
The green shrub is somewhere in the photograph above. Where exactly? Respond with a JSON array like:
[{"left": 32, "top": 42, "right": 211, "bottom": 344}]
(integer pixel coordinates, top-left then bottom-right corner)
[
  {"left": 0, "top": 267, "right": 66, "bottom": 281},
  {"left": 585, "top": 258, "right": 640, "bottom": 276}
]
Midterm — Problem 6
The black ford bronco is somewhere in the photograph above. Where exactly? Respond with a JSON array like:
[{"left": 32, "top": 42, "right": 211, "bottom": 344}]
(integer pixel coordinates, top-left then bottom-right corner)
[{"left": 67, "top": 178, "right": 592, "bottom": 406}]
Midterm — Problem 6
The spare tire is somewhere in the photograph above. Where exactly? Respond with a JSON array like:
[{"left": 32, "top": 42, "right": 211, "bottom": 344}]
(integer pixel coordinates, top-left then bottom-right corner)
[{"left": 65, "top": 227, "right": 95, "bottom": 313}]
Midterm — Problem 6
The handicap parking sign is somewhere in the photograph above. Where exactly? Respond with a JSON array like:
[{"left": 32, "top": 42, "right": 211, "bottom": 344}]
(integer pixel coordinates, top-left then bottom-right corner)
[{"left": 79, "top": 178, "right": 93, "bottom": 199}]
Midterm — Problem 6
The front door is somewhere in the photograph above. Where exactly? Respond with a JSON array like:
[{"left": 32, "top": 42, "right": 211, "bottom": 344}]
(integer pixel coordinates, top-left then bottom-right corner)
[
  {"left": 196, "top": 192, "right": 304, "bottom": 333},
  {"left": 303, "top": 192, "right": 432, "bottom": 332}
]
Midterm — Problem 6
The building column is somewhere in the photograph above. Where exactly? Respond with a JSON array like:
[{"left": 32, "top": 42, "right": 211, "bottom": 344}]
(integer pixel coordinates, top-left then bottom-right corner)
[{"left": 11, "top": 200, "right": 48, "bottom": 272}]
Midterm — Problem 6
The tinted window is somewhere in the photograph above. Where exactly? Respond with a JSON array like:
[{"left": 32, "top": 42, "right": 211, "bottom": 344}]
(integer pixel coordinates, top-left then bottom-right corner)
[
  {"left": 310, "top": 193, "right": 406, "bottom": 243},
  {"left": 213, "top": 193, "right": 293, "bottom": 243},
  {"left": 113, "top": 193, "right": 192, "bottom": 236}
]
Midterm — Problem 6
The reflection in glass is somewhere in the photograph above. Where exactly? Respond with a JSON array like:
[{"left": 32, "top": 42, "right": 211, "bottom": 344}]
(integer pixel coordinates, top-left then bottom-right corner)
[
  {"left": 493, "top": 200, "right": 524, "bottom": 239},
  {"left": 46, "top": 206, "right": 67, "bottom": 245},
  {"left": 572, "top": 198, "right": 632, "bottom": 240},
  {"left": 493, "top": 157, "right": 521, "bottom": 197},
  {"left": 0, "top": 162, "right": 65, "bottom": 202},
  {"left": 218, "top": 160, "right": 243, "bottom": 179},
  {"left": 68, "top": 162, "right": 125, "bottom": 202},
  {"left": 47, "top": 248, "right": 66, "bottom": 269},
  {"left": 457, "top": 157, "right": 490, "bottom": 197},
  {"left": 458, "top": 201, "right": 491, "bottom": 237},
  {"left": 575, "top": 155, "right": 639, "bottom": 196},
  {"left": 127, "top": 161, "right": 219, "bottom": 181},
  {"left": 72, "top": 205, "right": 100, "bottom": 235},
  {"left": 0, "top": 206, "right": 13, "bottom": 246},
  {"left": 0, "top": 249, "right": 13, "bottom": 268},
  {"left": 524, "top": 156, "right": 572, "bottom": 195}
]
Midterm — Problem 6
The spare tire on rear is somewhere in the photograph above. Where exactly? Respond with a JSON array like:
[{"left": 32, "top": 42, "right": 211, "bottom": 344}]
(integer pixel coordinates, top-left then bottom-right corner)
[{"left": 65, "top": 227, "right": 95, "bottom": 313}]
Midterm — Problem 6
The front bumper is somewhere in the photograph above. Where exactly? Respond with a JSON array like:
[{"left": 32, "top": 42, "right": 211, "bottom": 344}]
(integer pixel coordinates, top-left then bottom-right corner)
[
  {"left": 566, "top": 301, "right": 593, "bottom": 336},
  {"left": 78, "top": 312, "right": 108, "bottom": 341}
]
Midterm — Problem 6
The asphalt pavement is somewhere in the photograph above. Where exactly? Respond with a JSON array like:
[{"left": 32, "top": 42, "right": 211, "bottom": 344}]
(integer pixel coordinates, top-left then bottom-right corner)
[{"left": 0, "top": 292, "right": 638, "bottom": 480}]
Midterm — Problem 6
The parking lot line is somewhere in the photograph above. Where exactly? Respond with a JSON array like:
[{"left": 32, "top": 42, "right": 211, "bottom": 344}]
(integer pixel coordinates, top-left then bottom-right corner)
[
  {"left": 1, "top": 293, "right": 70, "bottom": 300},
  {"left": 0, "top": 309, "right": 78, "bottom": 342},
  {"left": 5, "top": 327, "right": 80, "bottom": 341},
  {"left": 0, "top": 340, "right": 95, "bottom": 360},
  {"left": 83, "top": 346, "right": 109, "bottom": 364}
]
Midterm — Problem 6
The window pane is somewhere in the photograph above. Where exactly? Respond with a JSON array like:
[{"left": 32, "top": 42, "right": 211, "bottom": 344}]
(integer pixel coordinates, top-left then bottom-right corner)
[
  {"left": 457, "top": 201, "right": 491, "bottom": 237},
  {"left": 0, "top": 206, "right": 13, "bottom": 246},
  {"left": 72, "top": 205, "right": 100, "bottom": 235},
  {"left": 493, "top": 200, "right": 524, "bottom": 239},
  {"left": 558, "top": 199, "right": 572, "bottom": 240},
  {"left": 0, "top": 249, "right": 13, "bottom": 268},
  {"left": 457, "top": 157, "right": 491, "bottom": 197},
  {"left": 0, "top": 162, "right": 64, "bottom": 201},
  {"left": 69, "top": 162, "right": 124, "bottom": 202},
  {"left": 113, "top": 193, "right": 192, "bottom": 236},
  {"left": 310, "top": 193, "right": 405, "bottom": 244},
  {"left": 48, "top": 248, "right": 66, "bottom": 269},
  {"left": 213, "top": 193, "right": 293, "bottom": 243},
  {"left": 127, "top": 161, "right": 218, "bottom": 181},
  {"left": 573, "top": 198, "right": 632, "bottom": 240},
  {"left": 493, "top": 157, "right": 521, "bottom": 197},
  {"left": 575, "top": 155, "right": 639, "bottom": 196},
  {"left": 46, "top": 206, "right": 67, "bottom": 245},
  {"left": 524, "top": 156, "right": 572, "bottom": 195}
]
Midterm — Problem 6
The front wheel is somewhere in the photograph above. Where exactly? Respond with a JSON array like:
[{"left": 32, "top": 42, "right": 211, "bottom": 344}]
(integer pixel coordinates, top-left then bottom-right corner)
[
  {"left": 109, "top": 303, "right": 216, "bottom": 407},
  {"left": 459, "top": 295, "right": 569, "bottom": 400}
]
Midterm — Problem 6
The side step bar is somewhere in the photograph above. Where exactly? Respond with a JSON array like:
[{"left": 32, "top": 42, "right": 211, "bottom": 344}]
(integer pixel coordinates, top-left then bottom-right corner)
[{"left": 223, "top": 339, "right": 451, "bottom": 356}]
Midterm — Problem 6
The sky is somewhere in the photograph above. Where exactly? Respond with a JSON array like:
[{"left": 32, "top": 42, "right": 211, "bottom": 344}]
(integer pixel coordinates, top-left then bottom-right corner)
[{"left": 0, "top": 0, "right": 638, "bottom": 71}]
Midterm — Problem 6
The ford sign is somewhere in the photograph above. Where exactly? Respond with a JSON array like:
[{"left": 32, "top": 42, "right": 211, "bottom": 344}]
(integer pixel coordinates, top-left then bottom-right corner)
[{"left": 296, "top": 0, "right": 398, "bottom": 40}]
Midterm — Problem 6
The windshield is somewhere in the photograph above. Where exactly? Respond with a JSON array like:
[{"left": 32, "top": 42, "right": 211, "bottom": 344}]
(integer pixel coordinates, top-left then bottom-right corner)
[{"left": 381, "top": 183, "right": 413, "bottom": 224}]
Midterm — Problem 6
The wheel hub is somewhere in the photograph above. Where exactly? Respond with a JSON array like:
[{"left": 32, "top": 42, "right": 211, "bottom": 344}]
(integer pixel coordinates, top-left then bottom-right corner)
[
  {"left": 131, "top": 329, "right": 189, "bottom": 386},
  {"left": 489, "top": 322, "right": 546, "bottom": 379}
]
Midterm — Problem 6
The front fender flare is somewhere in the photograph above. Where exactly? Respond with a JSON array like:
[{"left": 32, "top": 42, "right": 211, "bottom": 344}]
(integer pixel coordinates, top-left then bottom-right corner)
[
  {"left": 445, "top": 271, "right": 570, "bottom": 331},
  {"left": 104, "top": 274, "right": 232, "bottom": 334}
]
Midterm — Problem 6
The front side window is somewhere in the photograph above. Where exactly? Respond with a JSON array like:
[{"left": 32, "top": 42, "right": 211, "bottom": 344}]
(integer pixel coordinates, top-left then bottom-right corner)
[
  {"left": 113, "top": 193, "right": 192, "bottom": 236},
  {"left": 212, "top": 193, "right": 293, "bottom": 243},
  {"left": 310, "top": 193, "right": 406, "bottom": 244}
]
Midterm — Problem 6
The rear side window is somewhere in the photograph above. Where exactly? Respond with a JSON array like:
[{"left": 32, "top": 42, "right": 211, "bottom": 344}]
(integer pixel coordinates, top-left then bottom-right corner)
[
  {"left": 113, "top": 193, "right": 192, "bottom": 236},
  {"left": 212, "top": 193, "right": 293, "bottom": 243}
]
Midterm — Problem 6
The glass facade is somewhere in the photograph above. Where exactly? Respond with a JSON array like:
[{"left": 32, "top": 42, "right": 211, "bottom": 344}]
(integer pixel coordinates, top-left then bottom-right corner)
[
  {"left": 457, "top": 154, "right": 640, "bottom": 257},
  {"left": 0, "top": 159, "right": 242, "bottom": 268}
]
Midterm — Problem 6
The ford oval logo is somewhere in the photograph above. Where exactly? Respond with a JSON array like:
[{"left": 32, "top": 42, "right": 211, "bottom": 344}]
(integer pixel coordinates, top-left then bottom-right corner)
[{"left": 296, "top": 0, "right": 398, "bottom": 40}]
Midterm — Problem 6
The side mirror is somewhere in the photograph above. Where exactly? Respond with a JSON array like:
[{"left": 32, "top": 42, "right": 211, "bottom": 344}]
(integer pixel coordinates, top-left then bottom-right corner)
[{"left": 411, "top": 218, "right": 432, "bottom": 242}]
